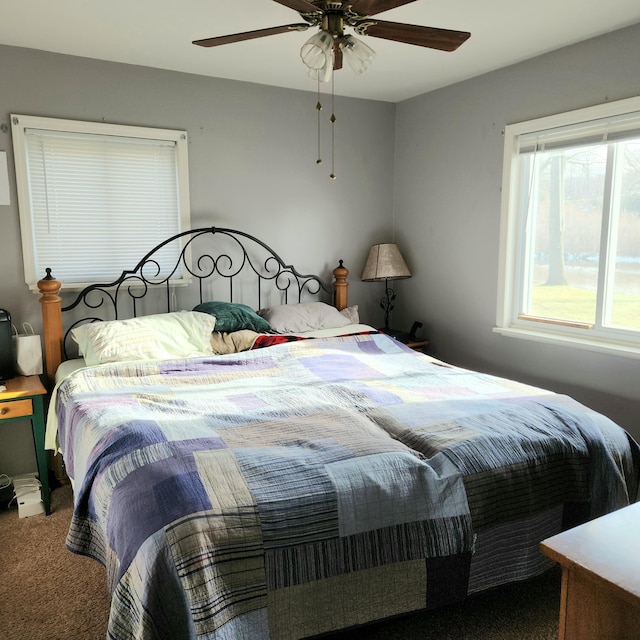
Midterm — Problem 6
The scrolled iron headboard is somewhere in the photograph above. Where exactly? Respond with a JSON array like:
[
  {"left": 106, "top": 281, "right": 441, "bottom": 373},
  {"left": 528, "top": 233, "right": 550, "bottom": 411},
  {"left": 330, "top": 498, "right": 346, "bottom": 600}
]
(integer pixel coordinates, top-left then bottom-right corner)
[{"left": 38, "top": 226, "right": 349, "bottom": 381}]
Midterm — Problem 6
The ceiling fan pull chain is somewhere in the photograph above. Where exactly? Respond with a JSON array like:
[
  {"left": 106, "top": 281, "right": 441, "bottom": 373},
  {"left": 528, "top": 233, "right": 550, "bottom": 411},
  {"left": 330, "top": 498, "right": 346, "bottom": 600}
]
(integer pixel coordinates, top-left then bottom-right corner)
[
  {"left": 316, "top": 76, "right": 322, "bottom": 165},
  {"left": 330, "top": 72, "right": 336, "bottom": 180}
]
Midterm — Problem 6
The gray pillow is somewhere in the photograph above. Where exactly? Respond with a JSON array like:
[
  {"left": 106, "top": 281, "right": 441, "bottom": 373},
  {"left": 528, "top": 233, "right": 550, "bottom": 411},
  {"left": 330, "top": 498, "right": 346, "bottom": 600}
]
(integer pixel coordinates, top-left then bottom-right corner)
[{"left": 258, "top": 302, "right": 351, "bottom": 333}]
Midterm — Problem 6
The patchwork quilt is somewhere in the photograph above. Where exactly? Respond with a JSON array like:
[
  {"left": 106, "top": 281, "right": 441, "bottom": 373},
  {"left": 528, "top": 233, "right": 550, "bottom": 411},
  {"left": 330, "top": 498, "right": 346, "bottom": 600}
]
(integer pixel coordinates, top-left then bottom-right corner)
[{"left": 54, "top": 333, "right": 639, "bottom": 640}]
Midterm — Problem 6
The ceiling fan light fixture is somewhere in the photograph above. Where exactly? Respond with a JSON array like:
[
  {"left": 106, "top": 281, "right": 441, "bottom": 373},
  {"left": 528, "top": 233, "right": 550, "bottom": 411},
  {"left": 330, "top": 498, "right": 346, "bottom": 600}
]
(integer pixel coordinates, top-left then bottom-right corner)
[
  {"left": 307, "top": 52, "right": 334, "bottom": 82},
  {"left": 193, "top": 1, "right": 470, "bottom": 179},
  {"left": 300, "top": 30, "right": 334, "bottom": 71},
  {"left": 340, "top": 34, "right": 376, "bottom": 74}
]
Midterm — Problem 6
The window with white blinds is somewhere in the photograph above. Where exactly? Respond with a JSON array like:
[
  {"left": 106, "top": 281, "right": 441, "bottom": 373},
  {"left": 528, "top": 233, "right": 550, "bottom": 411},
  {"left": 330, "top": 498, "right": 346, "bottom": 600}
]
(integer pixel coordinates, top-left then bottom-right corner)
[{"left": 11, "top": 115, "right": 190, "bottom": 290}]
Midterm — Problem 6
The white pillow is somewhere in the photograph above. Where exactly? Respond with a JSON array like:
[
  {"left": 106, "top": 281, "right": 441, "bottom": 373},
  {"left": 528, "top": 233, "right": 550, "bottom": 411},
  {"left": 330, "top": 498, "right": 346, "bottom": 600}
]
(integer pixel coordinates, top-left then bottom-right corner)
[
  {"left": 71, "top": 311, "right": 216, "bottom": 366},
  {"left": 258, "top": 302, "right": 351, "bottom": 333},
  {"left": 339, "top": 305, "right": 359, "bottom": 324}
]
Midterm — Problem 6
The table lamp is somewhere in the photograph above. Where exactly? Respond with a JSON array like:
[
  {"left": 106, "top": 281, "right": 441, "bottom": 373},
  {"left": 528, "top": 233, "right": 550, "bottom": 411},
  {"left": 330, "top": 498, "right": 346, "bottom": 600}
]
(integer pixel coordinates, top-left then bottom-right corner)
[{"left": 361, "top": 243, "right": 411, "bottom": 332}]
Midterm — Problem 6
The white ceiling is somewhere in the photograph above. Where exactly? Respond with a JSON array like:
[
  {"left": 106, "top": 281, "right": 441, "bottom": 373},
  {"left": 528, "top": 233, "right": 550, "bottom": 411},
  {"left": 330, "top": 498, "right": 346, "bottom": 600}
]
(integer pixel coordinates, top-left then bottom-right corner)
[{"left": 3, "top": 0, "right": 640, "bottom": 102}]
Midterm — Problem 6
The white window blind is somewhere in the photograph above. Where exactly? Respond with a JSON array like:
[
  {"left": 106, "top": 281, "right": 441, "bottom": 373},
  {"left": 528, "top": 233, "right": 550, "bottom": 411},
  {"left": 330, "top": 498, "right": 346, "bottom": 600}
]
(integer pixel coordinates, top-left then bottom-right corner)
[
  {"left": 517, "top": 110, "right": 640, "bottom": 154},
  {"left": 12, "top": 115, "right": 190, "bottom": 290}
]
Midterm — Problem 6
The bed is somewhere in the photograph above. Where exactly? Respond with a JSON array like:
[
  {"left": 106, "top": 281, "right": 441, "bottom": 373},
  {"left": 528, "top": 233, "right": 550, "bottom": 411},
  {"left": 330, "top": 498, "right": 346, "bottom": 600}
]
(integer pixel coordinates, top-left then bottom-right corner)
[{"left": 39, "top": 226, "right": 639, "bottom": 640}]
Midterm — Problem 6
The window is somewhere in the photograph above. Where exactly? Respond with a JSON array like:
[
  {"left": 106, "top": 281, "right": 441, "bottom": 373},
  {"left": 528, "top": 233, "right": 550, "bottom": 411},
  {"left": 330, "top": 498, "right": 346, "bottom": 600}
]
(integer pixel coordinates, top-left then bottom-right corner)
[
  {"left": 497, "top": 97, "right": 640, "bottom": 358},
  {"left": 11, "top": 115, "right": 190, "bottom": 291}
]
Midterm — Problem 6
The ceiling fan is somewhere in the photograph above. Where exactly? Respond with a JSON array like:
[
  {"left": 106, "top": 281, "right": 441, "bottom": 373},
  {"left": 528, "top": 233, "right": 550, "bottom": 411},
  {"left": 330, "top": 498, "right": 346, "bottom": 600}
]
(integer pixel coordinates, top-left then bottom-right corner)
[{"left": 193, "top": 1, "right": 470, "bottom": 80}]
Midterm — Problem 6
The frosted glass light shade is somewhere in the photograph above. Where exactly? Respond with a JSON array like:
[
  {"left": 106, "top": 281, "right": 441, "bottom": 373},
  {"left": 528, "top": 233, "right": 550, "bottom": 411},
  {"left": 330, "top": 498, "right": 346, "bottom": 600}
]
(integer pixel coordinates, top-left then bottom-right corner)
[
  {"left": 306, "top": 48, "right": 334, "bottom": 83},
  {"left": 340, "top": 35, "right": 376, "bottom": 74},
  {"left": 300, "top": 30, "right": 334, "bottom": 71}
]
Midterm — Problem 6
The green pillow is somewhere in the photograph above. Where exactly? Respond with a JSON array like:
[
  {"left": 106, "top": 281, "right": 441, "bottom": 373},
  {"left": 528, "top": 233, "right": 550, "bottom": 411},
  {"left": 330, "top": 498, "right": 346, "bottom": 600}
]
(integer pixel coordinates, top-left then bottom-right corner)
[{"left": 194, "top": 301, "right": 272, "bottom": 333}]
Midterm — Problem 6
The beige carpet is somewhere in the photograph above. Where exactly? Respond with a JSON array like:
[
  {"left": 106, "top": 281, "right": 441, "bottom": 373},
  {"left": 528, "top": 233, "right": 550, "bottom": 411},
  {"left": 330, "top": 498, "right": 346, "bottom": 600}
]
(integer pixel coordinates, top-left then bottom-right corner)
[
  {"left": 0, "top": 485, "right": 110, "bottom": 640},
  {"left": 0, "top": 485, "right": 560, "bottom": 640}
]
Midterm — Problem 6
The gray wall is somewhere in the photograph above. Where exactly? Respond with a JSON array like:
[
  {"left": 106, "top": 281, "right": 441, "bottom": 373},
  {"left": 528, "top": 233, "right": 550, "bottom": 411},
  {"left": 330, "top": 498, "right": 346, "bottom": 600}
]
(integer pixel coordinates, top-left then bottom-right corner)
[
  {"left": 0, "top": 45, "right": 395, "bottom": 475},
  {"left": 2, "top": 22, "right": 639, "bottom": 476},
  {"left": 393, "top": 22, "right": 640, "bottom": 440}
]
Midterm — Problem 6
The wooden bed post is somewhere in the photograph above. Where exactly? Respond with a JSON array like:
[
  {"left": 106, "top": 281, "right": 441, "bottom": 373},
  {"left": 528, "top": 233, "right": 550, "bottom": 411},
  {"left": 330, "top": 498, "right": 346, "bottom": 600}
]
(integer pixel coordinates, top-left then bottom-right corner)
[
  {"left": 333, "top": 260, "right": 349, "bottom": 311},
  {"left": 37, "top": 269, "right": 63, "bottom": 386}
]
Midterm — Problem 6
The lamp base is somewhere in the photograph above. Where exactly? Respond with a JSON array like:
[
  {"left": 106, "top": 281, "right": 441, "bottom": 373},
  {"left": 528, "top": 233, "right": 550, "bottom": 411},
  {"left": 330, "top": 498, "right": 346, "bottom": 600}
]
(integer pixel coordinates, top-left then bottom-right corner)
[{"left": 379, "top": 281, "right": 396, "bottom": 332}]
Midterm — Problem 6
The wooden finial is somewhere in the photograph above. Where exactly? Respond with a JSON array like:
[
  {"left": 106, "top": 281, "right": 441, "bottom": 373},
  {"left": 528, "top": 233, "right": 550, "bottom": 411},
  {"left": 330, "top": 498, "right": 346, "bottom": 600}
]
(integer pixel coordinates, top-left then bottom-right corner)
[
  {"left": 333, "top": 260, "right": 349, "bottom": 311},
  {"left": 37, "top": 269, "right": 63, "bottom": 385}
]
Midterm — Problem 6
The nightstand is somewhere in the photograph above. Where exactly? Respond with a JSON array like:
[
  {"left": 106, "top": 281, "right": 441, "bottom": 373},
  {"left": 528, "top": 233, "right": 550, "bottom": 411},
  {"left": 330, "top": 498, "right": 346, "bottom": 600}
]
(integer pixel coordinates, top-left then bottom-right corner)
[
  {"left": 0, "top": 376, "right": 50, "bottom": 515},
  {"left": 380, "top": 329, "right": 430, "bottom": 353},
  {"left": 404, "top": 339, "right": 430, "bottom": 353}
]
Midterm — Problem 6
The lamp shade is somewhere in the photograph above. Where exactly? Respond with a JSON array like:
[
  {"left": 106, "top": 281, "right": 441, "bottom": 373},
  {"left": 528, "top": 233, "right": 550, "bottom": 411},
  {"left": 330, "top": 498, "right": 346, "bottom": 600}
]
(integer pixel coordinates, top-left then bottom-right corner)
[
  {"left": 361, "top": 243, "right": 411, "bottom": 282},
  {"left": 300, "top": 30, "right": 334, "bottom": 71},
  {"left": 340, "top": 35, "right": 376, "bottom": 75}
]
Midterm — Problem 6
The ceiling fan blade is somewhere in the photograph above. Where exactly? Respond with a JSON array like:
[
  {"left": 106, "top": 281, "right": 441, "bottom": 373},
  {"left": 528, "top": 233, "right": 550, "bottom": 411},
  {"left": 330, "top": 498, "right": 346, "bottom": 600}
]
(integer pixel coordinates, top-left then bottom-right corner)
[
  {"left": 349, "top": 0, "right": 417, "bottom": 17},
  {"left": 356, "top": 20, "right": 470, "bottom": 52},
  {"left": 272, "top": 0, "right": 321, "bottom": 15},
  {"left": 193, "top": 23, "right": 309, "bottom": 47}
]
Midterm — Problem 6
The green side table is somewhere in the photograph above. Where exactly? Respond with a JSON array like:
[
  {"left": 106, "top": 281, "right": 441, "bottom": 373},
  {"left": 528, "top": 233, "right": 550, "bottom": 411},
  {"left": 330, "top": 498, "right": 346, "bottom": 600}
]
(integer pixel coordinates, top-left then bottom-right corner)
[{"left": 0, "top": 376, "right": 50, "bottom": 514}]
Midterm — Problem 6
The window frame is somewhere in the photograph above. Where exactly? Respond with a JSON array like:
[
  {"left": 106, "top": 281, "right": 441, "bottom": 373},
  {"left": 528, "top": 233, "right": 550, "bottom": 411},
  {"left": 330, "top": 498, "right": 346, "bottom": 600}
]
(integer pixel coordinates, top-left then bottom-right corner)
[
  {"left": 496, "top": 96, "right": 640, "bottom": 360},
  {"left": 11, "top": 114, "right": 191, "bottom": 291}
]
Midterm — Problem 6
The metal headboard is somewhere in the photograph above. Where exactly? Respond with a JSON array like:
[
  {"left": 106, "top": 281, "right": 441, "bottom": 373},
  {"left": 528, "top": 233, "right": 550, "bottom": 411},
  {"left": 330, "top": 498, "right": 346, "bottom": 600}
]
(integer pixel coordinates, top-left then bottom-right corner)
[{"left": 54, "top": 226, "right": 336, "bottom": 358}]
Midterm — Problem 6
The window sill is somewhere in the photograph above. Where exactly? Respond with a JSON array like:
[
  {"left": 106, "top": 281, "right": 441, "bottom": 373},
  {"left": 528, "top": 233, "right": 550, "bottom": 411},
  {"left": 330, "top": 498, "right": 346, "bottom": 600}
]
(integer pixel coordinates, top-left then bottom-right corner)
[{"left": 493, "top": 326, "right": 640, "bottom": 360}]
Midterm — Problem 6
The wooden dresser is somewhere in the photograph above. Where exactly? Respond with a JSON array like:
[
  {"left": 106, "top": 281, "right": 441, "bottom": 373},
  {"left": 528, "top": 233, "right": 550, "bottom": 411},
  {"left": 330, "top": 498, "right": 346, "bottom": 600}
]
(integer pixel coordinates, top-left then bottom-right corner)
[{"left": 541, "top": 502, "right": 640, "bottom": 640}]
